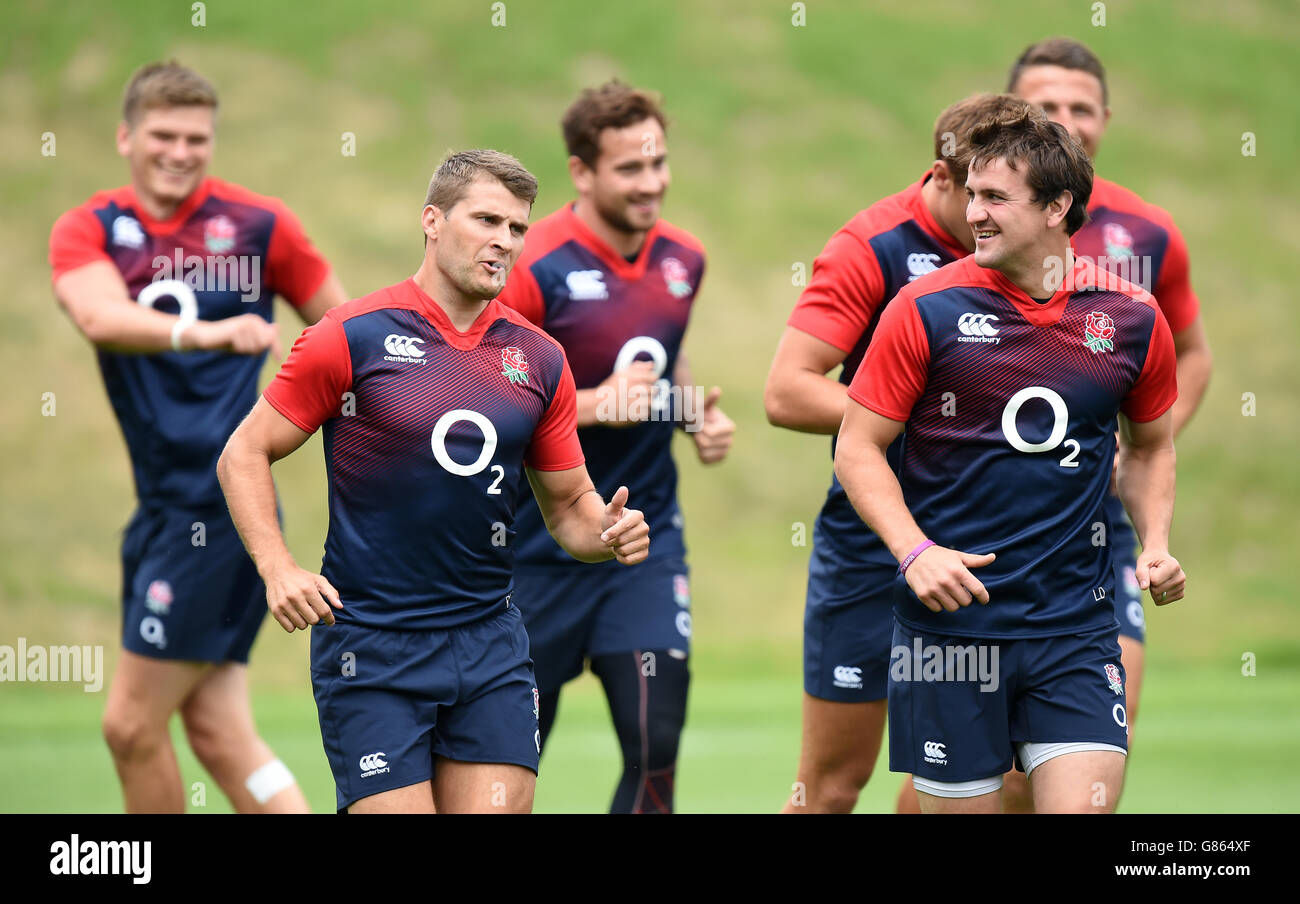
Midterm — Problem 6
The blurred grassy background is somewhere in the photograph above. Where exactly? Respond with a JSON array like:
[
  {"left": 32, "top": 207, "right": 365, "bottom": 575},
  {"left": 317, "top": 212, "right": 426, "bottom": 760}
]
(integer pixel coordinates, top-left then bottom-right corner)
[{"left": 1, "top": 0, "right": 1297, "bottom": 812}]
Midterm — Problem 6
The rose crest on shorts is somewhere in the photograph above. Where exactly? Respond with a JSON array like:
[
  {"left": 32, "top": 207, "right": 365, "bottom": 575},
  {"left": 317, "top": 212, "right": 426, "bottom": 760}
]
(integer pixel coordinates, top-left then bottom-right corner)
[
  {"left": 1084, "top": 311, "right": 1116, "bottom": 354},
  {"left": 1104, "top": 662, "right": 1124, "bottom": 696},
  {"left": 144, "top": 579, "right": 173, "bottom": 615},
  {"left": 501, "top": 347, "right": 529, "bottom": 384}
]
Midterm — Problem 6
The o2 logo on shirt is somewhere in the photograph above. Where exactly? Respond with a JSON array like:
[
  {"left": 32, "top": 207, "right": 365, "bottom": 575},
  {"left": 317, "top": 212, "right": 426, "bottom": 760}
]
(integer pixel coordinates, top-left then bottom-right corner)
[
  {"left": 430, "top": 409, "right": 505, "bottom": 494},
  {"left": 1000, "top": 386, "right": 1080, "bottom": 469},
  {"left": 614, "top": 336, "right": 671, "bottom": 416}
]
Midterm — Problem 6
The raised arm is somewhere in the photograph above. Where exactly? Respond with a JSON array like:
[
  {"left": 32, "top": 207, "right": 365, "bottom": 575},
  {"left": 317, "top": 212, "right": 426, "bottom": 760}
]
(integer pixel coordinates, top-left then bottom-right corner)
[
  {"left": 54, "top": 261, "right": 279, "bottom": 356},
  {"left": 525, "top": 466, "right": 649, "bottom": 565}
]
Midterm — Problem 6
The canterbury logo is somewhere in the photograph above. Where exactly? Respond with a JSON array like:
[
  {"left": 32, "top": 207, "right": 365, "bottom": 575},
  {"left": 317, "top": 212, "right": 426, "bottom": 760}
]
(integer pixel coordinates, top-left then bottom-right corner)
[
  {"left": 358, "top": 752, "right": 388, "bottom": 773},
  {"left": 958, "top": 313, "right": 999, "bottom": 337},
  {"left": 957, "top": 313, "right": 1001, "bottom": 344},
  {"left": 384, "top": 334, "right": 425, "bottom": 358},
  {"left": 907, "top": 252, "right": 941, "bottom": 280},
  {"left": 923, "top": 741, "right": 947, "bottom": 761},
  {"left": 832, "top": 665, "right": 863, "bottom": 688}
]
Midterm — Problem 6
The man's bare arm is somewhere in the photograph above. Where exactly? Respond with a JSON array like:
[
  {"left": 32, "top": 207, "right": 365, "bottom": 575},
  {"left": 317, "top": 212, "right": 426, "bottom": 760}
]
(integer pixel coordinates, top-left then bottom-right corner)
[
  {"left": 765, "top": 327, "right": 851, "bottom": 434},
  {"left": 217, "top": 397, "right": 342, "bottom": 631},
  {"left": 293, "top": 271, "right": 349, "bottom": 326},
  {"left": 525, "top": 465, "right": 648, "bottom": 565},
  {"left": 835, "top": 399, "right": 995, "bottom": 612},
  {"left": 1170, "top": 316, "right": 1212, "bottom": 437},
  {"left": 1117, "top": 410, "right": 1184, "bottom": 605},
  {"left": 54, "top": 260, "right": 279, "bottom": 355}
]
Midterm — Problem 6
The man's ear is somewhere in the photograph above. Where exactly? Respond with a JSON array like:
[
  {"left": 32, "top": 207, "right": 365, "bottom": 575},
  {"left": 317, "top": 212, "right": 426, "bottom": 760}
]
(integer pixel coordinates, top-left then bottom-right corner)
[
  {"left": 1046, "top": 190, "right": 1074, "bottom": 230},
  {"left": 116, "top": 121, "right": 131, "bottom": 157},
  {"left": 931, "top": 158, "right": 954, "bottom": 191},
  {"left": 422, "top": 204, "right": 441, "bottom": 243},
  {"left": 568, "top": 154, "right": 594, "bottom": 194}
]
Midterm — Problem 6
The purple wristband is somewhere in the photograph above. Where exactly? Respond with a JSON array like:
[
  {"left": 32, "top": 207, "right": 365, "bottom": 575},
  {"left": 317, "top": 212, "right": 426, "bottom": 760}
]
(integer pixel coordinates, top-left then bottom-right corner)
[{"left": 898, "top": 539, "right": 936, "bottom": 575}]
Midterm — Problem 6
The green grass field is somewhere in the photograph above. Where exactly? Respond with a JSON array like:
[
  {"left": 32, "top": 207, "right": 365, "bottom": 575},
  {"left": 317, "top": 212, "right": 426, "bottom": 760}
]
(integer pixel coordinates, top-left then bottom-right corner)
[{"left": 2, "top": 0, "right": 1298, "bottom": 812}]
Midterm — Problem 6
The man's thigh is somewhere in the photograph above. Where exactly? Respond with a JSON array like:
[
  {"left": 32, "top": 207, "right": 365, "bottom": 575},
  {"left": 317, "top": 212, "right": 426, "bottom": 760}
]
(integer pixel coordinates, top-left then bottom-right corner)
[
  {"left": 1026, "top": 749, "right": 1126, "bottom": 813},
  {"left": 105, "top": 649, "right": 210, "bottom": 729},
  {"left": 432, "top": 761, "right": 535, "bottom": 814}
]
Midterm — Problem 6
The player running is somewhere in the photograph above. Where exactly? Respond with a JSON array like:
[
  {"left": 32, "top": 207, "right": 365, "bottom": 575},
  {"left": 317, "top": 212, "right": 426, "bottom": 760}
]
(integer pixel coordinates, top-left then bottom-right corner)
[
  {"left": 1001, "top": 36, "right": 1212, "bottom": 811},
  {"left": 836, "top": 106, "right": 1184, "bottom": 813},
  {"left": 49, "top": 61, "right": 347, "bottom": 813},
  {"left": 766, "top": 94, "right": 1033, "bottom": 813},
  {"left": 217, "top": 149, "right": 650, "bottom": 814},
  {"left": 495, "top": 81, "right": 734, "bottom": 813}
]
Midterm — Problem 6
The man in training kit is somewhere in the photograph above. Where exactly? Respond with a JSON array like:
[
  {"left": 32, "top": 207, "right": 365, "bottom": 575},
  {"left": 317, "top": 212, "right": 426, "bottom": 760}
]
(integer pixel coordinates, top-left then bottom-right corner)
[
  {"left": 496, "top": 81, "right": 734, "bottom": 813},
  {"left": 836, "top": 106, "right": 1184, "bottom": 813},
  {"left": 766, "top": 94, "right": 1034, "bottom": 813},
  {"left": 997, "top": 36, "right": 1212, "bottom": 812},
  {"left": 49, "top": 61, "right": 347, "bottom": 813},
  {"left": 218, "top": 150, "right": 650, "bottom": 814}
]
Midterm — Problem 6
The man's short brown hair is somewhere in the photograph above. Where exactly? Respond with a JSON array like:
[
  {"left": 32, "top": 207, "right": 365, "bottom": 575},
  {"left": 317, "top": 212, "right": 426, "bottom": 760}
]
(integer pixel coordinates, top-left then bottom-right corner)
[
  {"left": 424, "top": 149, "right": 539, "bottom": 214},
  {"left": 934, "top": 93, "right": 1042, "bottom": 186},
  {"left": 122, "top": 61, "right": 219, "bottom": 127},
  {"left": 1007, "top": 37, "right": 1109, "bottom": 107},
  {"left": 561, "top": 80, "right": 668, "bottom": 168},
  {"left": 968, "top": 107, "right": 1094, "bottom": 236}
]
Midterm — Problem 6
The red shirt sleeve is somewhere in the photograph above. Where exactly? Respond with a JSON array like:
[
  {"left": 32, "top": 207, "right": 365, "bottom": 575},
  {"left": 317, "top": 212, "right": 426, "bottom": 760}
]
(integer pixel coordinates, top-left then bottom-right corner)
[
  {"left": 847, "top": 293, "right": 931, "bottom": 421},
  {"left": 525, "top": 355, "right": 585, "bottom": 471},
  {"left": 786, "top": 224, "right": 886, "bottom": 353},
  {"left": 265, "top": 203, "right": 331, "bottom": 308},
  {"left": 496, "top": 265, "right": 546, "bottom": 326},
  {"left": 1152, "top": 221, "right": 1200, "bottom": 335},
  {"left": 1122, "top": 307, "right": 1178, "bottom": 423},
  {"left": 49, "top": 207, "right": 111, "bottom": 281},
  {"left": 262, "top": 314, "right": 352, "bottom": 433}
]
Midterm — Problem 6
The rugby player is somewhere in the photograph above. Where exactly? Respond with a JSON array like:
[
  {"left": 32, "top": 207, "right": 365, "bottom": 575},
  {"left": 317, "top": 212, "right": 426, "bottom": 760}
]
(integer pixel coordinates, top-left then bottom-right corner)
[
  {"left": 836, "top": 107, "right": 1184, "bottom": 813},
  {"left": 765, "top": 94, "right": 1032, "bottom": 813},
  {"left": 217, "top": 150, "right": 650, "bottom": 813},
  {"left": 495, "top": 80, "right": 734, "bottom": 814},
  {"left": 49, "top": 61, "right": 347, "bottom": 813},
  {"left": 1000, "top": 36, "right": 1212, "bottom": 812}
]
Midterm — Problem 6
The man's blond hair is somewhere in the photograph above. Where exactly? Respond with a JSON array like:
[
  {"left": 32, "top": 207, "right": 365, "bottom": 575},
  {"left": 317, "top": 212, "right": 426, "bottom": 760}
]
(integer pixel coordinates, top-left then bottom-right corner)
[{"left": 122, "top": 61, "right": 219, "bottom": 127}]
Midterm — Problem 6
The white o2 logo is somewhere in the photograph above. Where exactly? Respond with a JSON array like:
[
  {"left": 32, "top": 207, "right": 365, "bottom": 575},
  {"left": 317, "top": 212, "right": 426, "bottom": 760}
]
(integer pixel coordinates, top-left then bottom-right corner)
[
  {"left": 430, "top": 408, "right": 505, "bottom": 493},
  {"left": 137, "top": 278, "right": 198, "bottom": 325},
  {"left": 1000, "top": 386, "right": 1080, "bottom": 468},
  {"left": 614, "top": 336, "right": 671, "bottom": 415}
]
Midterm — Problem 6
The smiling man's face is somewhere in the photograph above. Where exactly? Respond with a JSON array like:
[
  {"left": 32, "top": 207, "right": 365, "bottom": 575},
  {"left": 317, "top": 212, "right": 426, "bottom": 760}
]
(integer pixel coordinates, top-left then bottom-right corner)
[{"left": 118, "top": 105, "right": 214, "bottom": 213}]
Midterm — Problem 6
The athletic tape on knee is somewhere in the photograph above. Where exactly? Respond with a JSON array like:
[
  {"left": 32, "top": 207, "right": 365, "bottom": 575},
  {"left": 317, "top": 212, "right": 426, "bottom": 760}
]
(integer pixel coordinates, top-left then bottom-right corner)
[{"left": 244, "top": 758, "right": 295, "bottom": 804}]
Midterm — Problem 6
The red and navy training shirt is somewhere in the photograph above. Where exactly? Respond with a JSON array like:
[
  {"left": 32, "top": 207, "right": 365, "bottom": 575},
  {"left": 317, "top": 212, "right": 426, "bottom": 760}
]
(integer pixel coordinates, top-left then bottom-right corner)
[
  {"left": 1075, "top": 175, "right": 1200, "bottom": 334},
  {"left": 850, "top": 255, "right": 1177, "bottom": 638},
  {"left": 263, "top": 279, "right": 584, "bottom": 629},
  {"left": 49, "top": 177, "right": 330, "bottom": 508},
  {"left": 497, "top": 203, "right": 705, "bottom": 567},
  {"left": 787, "top": 171, "right": 970, "bottom": 569}
]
